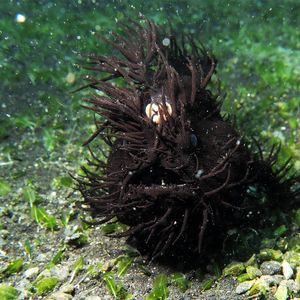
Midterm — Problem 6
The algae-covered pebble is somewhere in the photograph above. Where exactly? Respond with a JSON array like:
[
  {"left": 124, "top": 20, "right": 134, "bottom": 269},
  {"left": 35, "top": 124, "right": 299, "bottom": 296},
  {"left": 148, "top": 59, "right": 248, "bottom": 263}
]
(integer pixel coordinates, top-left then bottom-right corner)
[
  {"left": 281, "top": 279, "right": 298, "bottom": 293},
  {"left": 222, "top": 262, "right": 245, "bottom": 277},
  {"left": 282, "top": 260, "right": 293, "bottom": 280},
  {"left": 258, "top": 248, "right": 283, "bottom": 261},
  {"left": 237, "top": 273, "right": 250, "bottom": 283},
  {"left": 34, "top": 277, "right": 60, "bottom": 295},
  {"left": 274, "top": 283, "right": 288, "bottom": 300},
  {"left": 246, "top": 266, "right": 262, "bottom": 279},
  {"left": 287, "top": 234, "right": 300, "bottom": 251},
  {"left": 283, "top": 251, "right": 300, "bottom": 268},
  {"left": 259, "top": 275, "right": 283, "bottom": 287},
  {"left": 0, "top": 284, "right": 19, "bottom": 300},
  {"left": 235, "top": 280, "right": 255, "bottom": 294}
]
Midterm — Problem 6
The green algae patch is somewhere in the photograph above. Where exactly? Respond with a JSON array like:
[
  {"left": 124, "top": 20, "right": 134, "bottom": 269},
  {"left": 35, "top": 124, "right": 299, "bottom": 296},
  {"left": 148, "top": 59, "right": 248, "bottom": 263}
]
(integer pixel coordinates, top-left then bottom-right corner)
[
  {"left": 102, "top": 272, "right": 132, "bottom": 299},
  {"left": 0, "top": 258, "right": 23, "bottom": 279},
  {"left": 170, "top": 273, "right": 191, "bottom": 292},
  {"left": 294, "top": 209, "right": 300, "bottom": 227},
  {"left": 0, "top": 284, "right": 19, "bottom": 300},
  {"left": 0, "top": 180, "right": 11, "bottom": 196},
  {"left": 146, "top": 274, "right": 169, "bottom": 300},
  {"left": 274, "top": 225, "right": 287, "bottom": 237},
  {"left": 283, "top": 251, "right": 300, "bottom": 268},
  {"left": 69, "top": 257, "right": 84, "bottom": 283},
  {"left": 200, "top": 277, "right": 216, "bottom": 291},
  {"left": 116, "top": 255, "right": 133, "bottom": 277},
  {"left": 101, "top": 222, "right": 128, "bottom": 235},
  {"left": 33, "top": 276, "right": 60, "bottom": 295},
  {"left": 237, "top": 273, "right": 251, "bottom": 283},
  {"left": 51, "top": 176, "right": 73, "bottom": 189},
  {"left": 23, "top": 183, "right": 58, "bottom": 231}
]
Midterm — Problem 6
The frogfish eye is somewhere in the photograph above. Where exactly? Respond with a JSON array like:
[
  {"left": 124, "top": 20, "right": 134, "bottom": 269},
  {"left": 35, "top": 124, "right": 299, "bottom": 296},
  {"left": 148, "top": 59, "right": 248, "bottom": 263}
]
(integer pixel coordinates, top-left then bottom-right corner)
[{"left": 190, "top": 133, "right": 198, "bottom": 147}]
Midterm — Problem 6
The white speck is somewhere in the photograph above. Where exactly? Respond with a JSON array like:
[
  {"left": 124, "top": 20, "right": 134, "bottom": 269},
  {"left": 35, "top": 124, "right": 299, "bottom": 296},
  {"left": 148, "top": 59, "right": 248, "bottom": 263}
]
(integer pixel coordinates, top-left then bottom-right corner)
[
  {"left": 273, "top": 130, "right": 285, "bottom": 142},
  {"left": 195, "top": 169, "right": 204, "bottom": 179},
  {"left": 77, "top": 35, "right": 81, "bottom": 40},
  {"left": 162, "top": 38, "right": 170, "bottom": 46},
  {"left": 246, "top": 211, "right": 253, "bottom": 218},
  {"left": 161, "top": 179, "right": 165, "bottom": 186},
  {"left": 128, "top": 171, "right": 133, "bottom": 175},
  {"left": 236, "top": 140, "right": 241, "bottom": 145},
  {"left": 16, "top": 13, "right": 26, "bottom": 23},
  {"left": 133, "top": 207, "right": 136, "bottom": 211},
  {"left": 174, "top": 221, "right": 177, "bottom": 225}
]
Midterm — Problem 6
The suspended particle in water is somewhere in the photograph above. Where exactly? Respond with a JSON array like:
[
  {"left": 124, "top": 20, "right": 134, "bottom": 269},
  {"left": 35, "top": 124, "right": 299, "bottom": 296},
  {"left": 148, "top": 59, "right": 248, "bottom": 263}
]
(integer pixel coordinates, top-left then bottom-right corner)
[
  {"left": 162, "top": 37, "right": 170, "bottom": 46},
  {"left": 15, "top": 13, "right": 26, "bottom": 23}
]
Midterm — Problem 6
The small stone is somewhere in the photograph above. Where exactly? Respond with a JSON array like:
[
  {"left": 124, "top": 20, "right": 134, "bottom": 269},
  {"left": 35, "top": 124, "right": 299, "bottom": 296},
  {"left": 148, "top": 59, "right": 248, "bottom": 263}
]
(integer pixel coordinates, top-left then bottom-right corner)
[
  {"left": 47, "top": 292, "right": 73, "bottom": 300},
  {"left": 259, "top": 275, "right": 277, "bottom": 287},
  {"left": 50, "top": 265, "right": 69, "bottom": 281},
  {"left": 60, "top": 284, "right": 74, "bottom": 294},
  {"left": 280, "top": 279, "right": 298, "bottom": 293},
  {"left": 0, "top": 237, "right": 5, "bottom": 247},
  {"left": 86, "top": 296, "right": 103, "bottom": 300},
  {"left": 36, "top": 253, "right": 49, "bottom": 263},
  {"left": 260, "top": 261, "right": 282, "bottom": 275},
  {"left": 16, "top": 278, "right": 30, "bottom": 290},
  {"left": 235, "top": 280, "right": 255, "bottom": 294},
  {"left": 0, "top": 230, "right": 9, "bottom": 238},
  {"left": 24, "top": 267, "right": 39, "bottom": 279},
  {"left": 274, "top": 282, "right": 288, "bottom": 300},
  {"left": 37, "top": 269, "right": 52, "bottom": 279},
  {"left": 273, "top": 275, "right": 285, "bottom": 285},
  {"left": 282, "top": 260, "right": 293, "bottom": 280}
]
